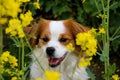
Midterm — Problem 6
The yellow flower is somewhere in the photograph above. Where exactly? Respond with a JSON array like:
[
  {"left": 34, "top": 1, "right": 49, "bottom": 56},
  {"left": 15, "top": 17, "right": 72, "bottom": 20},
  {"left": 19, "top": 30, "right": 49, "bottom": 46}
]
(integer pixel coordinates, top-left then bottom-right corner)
[
  {"left": 0, "top": 0, "right": 21, "bottom": 17},
  {"left": 76, "top": 28, "right": 97, "bottom": 57},
  {"left": 36, "top": 77, "right": 43, "bottom": 80},
  {"left": 76, "top": 28, "right": 97, "bottom": 67},
  {"left": 34, "top": 0, "right": 40, "bottom": 9},
  {"left": 9, "top": 19, "right": 21, "bottom": 28},
  {"left": 99, "top": 27, "right": 106, "bottom": 34},
  {"left": 11, "top": 77, "right": 17, "bottom": 80},
  {"left": 44, "top": 70, "right": 61, "bottom": 80},
  {"left": 78, "top": 57, "right": 92, "bottom": 68},
  {"left": 5, "top": 69, "right": 12, "bottom": 75},
  {"left": 112, "top": 74, "right": 119, "bottom": 80},
  {"left": 86, "top": 39, "right": 97, "bottom": 56},
  {"left": 0, "top": 51, "right": 10, "bottom": 62},
  {"left": 96, "top": 13, "right": 103, "bottom": 18},
  {"left": 66, "top": 43, "right": 75, "bottom": 51},
  {"left": 88, "top": 28, "right": 97, "bottom": 36},
  {"left": 20, "top": 10, "right": 33, "bottom": 27},
  {"left": 82, "top": 0, "right": 86, "bottom": 3},
  {"left": 5, "top": 27, "right": 12, "bottom": 34},
  {"left": 5, "top": 18, "right": 25, "bottom": 38},
  {"left": 0, "top": 65, "right": 4, "bottom": 74},
  {"left": 18, "top": 0, "right": 30, "bottom": 2},
  {"left": 0, "top": 51, "right": 18, "bottom": 68},
  {"left": 9, "top": 55, "right": 18, "bottom": 67},
  {"left": 18, "top": 70, "right": 24, "bottom": 75},
  {"left": 10, "top": 31, "right": 17, "bottom": 36},
  {"left": 0, "top": 18, "right": 8, "bottom": 24},
  {"left": 17, "top": 27, "right": 25, "bottom": 38}
]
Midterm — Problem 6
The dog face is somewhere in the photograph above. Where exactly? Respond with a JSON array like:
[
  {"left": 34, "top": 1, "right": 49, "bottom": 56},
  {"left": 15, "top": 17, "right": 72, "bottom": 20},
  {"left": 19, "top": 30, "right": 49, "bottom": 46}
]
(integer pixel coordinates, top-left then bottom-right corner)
[{"left": 25, "top": 19, "right": 88, "bottom": 67}]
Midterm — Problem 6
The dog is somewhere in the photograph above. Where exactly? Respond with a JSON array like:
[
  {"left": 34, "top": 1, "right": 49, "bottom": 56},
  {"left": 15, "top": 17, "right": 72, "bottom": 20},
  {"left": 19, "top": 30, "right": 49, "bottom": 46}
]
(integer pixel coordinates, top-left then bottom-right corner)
[{"left": 25, "top": 18, "right": 90, "bottom": 80}]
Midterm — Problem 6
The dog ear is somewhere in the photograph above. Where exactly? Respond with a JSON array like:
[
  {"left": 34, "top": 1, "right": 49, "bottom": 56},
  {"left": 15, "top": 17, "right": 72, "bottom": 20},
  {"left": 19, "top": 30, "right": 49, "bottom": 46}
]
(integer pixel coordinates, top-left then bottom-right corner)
[
  {"left": 69, "top": 19, "right": 89, "bottom": 56},
  {"left": 24, "top": 23, "right": 40, "bottom": 47},
  {"left": 70, "top": 19, "right": 89, "bottom": 36}
]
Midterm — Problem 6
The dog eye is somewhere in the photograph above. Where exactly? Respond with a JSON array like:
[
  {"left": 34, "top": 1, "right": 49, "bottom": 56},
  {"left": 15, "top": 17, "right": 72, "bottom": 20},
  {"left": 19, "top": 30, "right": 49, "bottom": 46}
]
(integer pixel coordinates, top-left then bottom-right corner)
[
  {"left": 59, "top": 38, "right": 68, "bottom": 42},
  {"left": 42, "top": 37, "right": 49, "bottom": 42}
]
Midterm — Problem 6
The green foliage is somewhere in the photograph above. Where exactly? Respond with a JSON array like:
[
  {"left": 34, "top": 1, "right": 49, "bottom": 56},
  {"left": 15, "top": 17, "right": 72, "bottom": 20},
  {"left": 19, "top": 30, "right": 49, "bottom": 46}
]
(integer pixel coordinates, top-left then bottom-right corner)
[
  {"left": 86, "top": 68, "right": 96, "bottom": 80},
  {"left": 104, "top": 64, "right": 116, "bottom": 78}
]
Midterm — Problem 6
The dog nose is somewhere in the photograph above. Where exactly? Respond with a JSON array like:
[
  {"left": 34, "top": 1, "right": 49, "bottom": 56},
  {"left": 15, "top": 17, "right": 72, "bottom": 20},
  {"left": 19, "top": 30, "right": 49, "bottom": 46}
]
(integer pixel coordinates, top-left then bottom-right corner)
[{"left": 46, "top": 47, "right": 55, "bottom": 57}]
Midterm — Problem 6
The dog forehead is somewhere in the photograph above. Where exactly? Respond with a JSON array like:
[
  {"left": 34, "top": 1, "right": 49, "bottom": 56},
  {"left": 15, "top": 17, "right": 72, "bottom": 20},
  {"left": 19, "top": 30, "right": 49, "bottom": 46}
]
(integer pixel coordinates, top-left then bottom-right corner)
[{"left": 49, "top": 21, "right": 66, "bottom": 36}]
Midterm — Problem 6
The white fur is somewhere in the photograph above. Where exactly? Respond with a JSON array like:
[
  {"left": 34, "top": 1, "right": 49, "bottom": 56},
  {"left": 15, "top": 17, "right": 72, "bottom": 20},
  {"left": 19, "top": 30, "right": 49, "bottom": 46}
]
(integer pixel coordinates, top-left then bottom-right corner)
[
  {"left": 48, "top": 21, "right": 67, "bottom": 58},
  {"left": 30, "top": 21, "right": 89, "bottom": 80},
  {"left": 30, "top": 49, "right": 89, "bottom": 80}
]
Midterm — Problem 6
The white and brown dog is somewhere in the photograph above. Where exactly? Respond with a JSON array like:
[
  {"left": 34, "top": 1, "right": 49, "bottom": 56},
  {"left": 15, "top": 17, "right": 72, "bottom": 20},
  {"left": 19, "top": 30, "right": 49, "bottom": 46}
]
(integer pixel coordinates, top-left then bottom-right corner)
[{"left": 25, "top": 19, "right": 90, "bottom": 80}]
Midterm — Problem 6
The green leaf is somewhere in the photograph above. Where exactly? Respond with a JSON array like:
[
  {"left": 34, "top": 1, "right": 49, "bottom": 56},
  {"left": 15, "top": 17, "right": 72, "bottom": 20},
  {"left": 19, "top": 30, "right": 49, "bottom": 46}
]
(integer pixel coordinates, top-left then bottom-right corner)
[
  {"left": 100, "top": 54, "right": 104, "bottom": 62},
  {"left": 28, "top": 4, "right": 36, "bottom": 16},
  {"left": 104, "top": 64, "right": 116, "bottom": 77},
  {"left": 77, "top": 7, "right": 84, "bottom": 23},
  {"left": 52, "top": 5, "right": 69, "bottom": 15},
  {"left": 45, "top": 1, "right": 54, "bottom": 12},
  {"left": 110, "top": 1, "right": 119, "bottom": 10},
  {"left": 86, "top": 68, "right": 96, "bottom": 80}
]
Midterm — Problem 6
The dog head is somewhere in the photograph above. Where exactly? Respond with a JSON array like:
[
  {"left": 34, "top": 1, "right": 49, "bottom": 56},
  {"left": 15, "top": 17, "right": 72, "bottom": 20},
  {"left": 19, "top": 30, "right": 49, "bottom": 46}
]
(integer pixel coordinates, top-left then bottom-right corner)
[{"left": 25, "top": 18, "right": 88, "bottom": 67}]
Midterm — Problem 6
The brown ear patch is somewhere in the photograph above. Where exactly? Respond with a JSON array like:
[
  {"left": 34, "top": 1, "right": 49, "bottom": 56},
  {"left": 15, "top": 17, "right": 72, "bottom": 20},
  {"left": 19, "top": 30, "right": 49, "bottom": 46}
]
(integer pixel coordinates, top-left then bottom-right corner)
[
  {"left": 64, "top": 19, "right": 89, "bottom": 56},
  {"left": 24, "top": 18, "right": 50, "bottom": 47},
  {"left": 24, "top": 23, "right": 40, "bottom": 47},
  {"left": 71, "top": 19, "right": 89, "bottom": 36},
  {"left": 64, "top": 19, "right": 89, "bottom": 38}
]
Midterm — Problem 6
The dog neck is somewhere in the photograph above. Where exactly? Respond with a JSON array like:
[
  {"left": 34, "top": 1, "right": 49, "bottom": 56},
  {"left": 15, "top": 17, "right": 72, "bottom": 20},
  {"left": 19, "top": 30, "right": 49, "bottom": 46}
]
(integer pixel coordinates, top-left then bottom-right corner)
[{"left": 30, "top": 47, "right": 89, "bottom": 80}]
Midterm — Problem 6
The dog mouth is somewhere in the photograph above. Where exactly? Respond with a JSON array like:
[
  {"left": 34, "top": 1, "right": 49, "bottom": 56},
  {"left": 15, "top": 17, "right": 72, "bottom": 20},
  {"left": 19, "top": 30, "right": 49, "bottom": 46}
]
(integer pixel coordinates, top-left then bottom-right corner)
[{"left": 48, "top": 54, "right": 67, "bottom": 67}]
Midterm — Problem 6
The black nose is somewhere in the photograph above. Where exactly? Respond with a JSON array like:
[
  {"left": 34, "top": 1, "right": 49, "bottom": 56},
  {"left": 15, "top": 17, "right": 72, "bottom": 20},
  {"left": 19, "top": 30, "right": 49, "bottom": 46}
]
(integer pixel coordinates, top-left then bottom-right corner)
[{"left": 46, "top": 47, "right": 55, "bottom": 57}]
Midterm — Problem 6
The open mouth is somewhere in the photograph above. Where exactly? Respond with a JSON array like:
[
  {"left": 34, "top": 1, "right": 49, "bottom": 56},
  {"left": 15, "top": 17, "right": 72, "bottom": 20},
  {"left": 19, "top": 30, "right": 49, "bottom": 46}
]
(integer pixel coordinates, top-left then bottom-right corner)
[{"left": 48, "top": 54, "right": 67, "bottom": 67}]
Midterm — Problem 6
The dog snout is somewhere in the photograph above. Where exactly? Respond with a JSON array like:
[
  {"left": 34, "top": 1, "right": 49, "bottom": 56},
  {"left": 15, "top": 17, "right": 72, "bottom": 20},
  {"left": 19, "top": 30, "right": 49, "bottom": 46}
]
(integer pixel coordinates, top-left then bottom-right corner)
[{"left": 46, "top": 47, "right": 55, "bottom": 57}]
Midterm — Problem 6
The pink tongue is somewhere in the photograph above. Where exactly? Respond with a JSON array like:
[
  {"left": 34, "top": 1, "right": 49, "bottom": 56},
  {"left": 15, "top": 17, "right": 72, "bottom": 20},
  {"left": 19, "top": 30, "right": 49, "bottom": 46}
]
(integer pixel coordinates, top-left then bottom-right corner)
[{"left": 48, "top": 58, "right": 61, "bottom": 65}]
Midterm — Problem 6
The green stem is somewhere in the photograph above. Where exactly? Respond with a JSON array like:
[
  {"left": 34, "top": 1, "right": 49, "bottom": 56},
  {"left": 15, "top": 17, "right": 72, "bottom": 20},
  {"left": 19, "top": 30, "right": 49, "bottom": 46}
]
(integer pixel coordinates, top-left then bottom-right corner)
[
  {"left": 110, "top": 35, "right": 120, "bottom": 41},
  {"left": 94, "top": 0, "right": 100, "bottom": 12},
  {"left": 21, "top": 38, "right": 25, "bottom": 80},
  {"left": 24, "top": 36, "right": 45, "bottom": 71},
  {"left": 0, "top": 74, "right": 4, "bottom": 80},
  {"left": 18, "top": 44, "right": 21, "bottom": 70},
  {"left": 0, "top": 26, "right": 3, "bottom": 54},
  {"left": 101, "top": 0, "right": 110, "bottom": 80},
  {"left": 111, "top": 27, "right": 120, "bottom": 39}
]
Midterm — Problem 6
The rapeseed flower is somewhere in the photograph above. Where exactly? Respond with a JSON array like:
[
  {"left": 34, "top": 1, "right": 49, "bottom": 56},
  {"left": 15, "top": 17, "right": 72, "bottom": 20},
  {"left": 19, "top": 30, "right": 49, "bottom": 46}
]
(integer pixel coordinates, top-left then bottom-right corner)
[
  {"left": 18, "top": 0, "right": 30, "bottom": 2},
  {"left": 112, "top": 74, "right": 120, "bottom": 80},
  {"left": 11, "top": 76, "right": 17, "bottom": 80},
  {"left": 76, "top": 28, "right": 97, "bottom": 67},
  {"left": 0, "top": 51, "right": 18, "bottom": 67},
  {"left": 76, "top": 29, "right": 97, "bottom": 56},
  {"left": 79, "top": 57, "right": 92, "bottom": 68},
  {"left": 44, "top": 70, "right": 61, "bottom": 80},
  {"left": 0, "top": 65, "right": 4, "bottom": 74},
  {"left": 5, "top": 69, "right": 12, "bottom": 75},
  {"left": 0, "top": 18, "right": 8, "bottom": 24},
  {"left": 99, "top": 27, "right": 106, "bottom": 34},
  {"left": 20, "top": 10, "right": 33, "bottom": 27},
  {"left": 0, "top": 51, "right": 10, "bottom": 62},
  {"left": 66, "top": 43, "right": 75, "bottom": 51},
  {"left": 0, "top": 51, "right": 22, "bottom": 79},
  {"left": 82, "top": 0, "right": 86, "bottom": 3},
  {"left": 5, "top": 18, "right": 25, "bottom": 38},
  {"left": 0, "top": 0, "right": 21, "bottom": 17},
  {"left": 9, "top": 55, "right": 18, "bottom": 67},
  {"left": 36, "top": 77, "right": 43, "bottom": 80},
  {"left": 34, "top": 0, "right": 40, "bottom": 9}
]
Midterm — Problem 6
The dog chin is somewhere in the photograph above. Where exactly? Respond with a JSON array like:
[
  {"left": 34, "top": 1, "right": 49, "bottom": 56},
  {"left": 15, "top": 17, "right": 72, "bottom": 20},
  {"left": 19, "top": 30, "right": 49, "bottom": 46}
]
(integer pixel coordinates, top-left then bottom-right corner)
[{"left": 48, "top": 53, "right": 67, "bottom": 67}]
